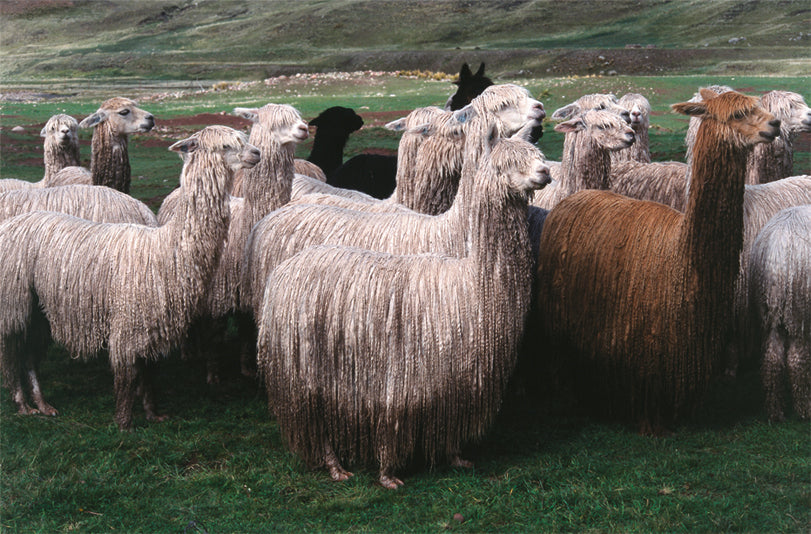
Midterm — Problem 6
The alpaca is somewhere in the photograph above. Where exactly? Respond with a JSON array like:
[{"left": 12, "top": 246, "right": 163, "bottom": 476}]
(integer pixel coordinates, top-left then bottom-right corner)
[
  {"left": 748, "top": 205, "right": 811, "bottom": 421},
  {"left": 612, "top": 93, "right": 652, "bottom": 164},
  {"left": 306, "top": 106, "right": 364, "bottom": 176},
  {"left": 725, "top": 174, "right": 811, "bottom": 376},
  {"left": 530, "top": 108, "right": 635, "bottom": 210},
  {"left": 50, "top": 97, "right": 155, "bottom": 194},
  {"left": 444, "top": 62, "right": 493, "bottom": 111},
  {"left": 173, "top": 104, "right": 308, "bottom": 384},
  {"left": 0, "top": 114, "right": 85, "bottom": 193},
  {"left": 292, "top": 106, "right": 466, "bottom": 215},
  {"left": 241, "top": 85, "right": 546, "bottom": 317},
  {"left": 534, "top": 89, "right": 780, "bottom": 433},
  {"left": 0, "top": 126, "right": 259, "bottom": 429},
  {"left": 745, "top": 90, "right": 811, "bottom": 184},
  {"left": 444, "top": 63, "right": 543, "bottom": 143},
  {"left": 257, "top": 132, "right": 550, "bottom": 488},
  {"left": 546, "top": 92, "right": 631, "bottom": 179}
]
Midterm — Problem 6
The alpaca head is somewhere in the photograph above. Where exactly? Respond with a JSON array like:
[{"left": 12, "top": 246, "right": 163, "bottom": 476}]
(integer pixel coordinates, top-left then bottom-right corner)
[
  {"left": 552, "top": 93, "right": 630, "bottom": 123},
  {"left": 445, "top": 62, "right": 494, "bottom": 111},
  {"left": 40, "top": 114, "right": 79, "bottom": 146},
  {"left": 233, "top": 104, "right": 309, "bottom": 147},
  {"left": 618, "top": 93, "right": 651, "bottom": 130},
  {"left": 554, "top": 109, "right": 636, "bottom": 151},
  {"left": 672, "top": 88, "right": 780, "bottom": 146},
  {"left": 488, "top": 135, "right": 552, "bottom": 194},
  {"left": 462, "top": 84, "right": 545, "bottom": 138},
  {"left": 387, "top": 106, "right": 465, "bottom": 142},
  {"left": 170, "top": 126, "right": 260, "bottom": 173},
  {"left": 759, "top": 90, "right": 811, "bottom": 136},
  {"left": 309, "top": 106, "right": 364, "bottom": 135},
  {"left": 79, "top": 97, "right": 155, "bottom": 135}
]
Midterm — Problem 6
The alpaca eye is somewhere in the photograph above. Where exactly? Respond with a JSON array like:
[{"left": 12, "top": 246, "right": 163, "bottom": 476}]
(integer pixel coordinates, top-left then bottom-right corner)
[
  {"left": 118, "top": 109, "right": 131, "bottom": 116},
  {"left": 733, "top": 111, "right": 746, "bottom": 120}
]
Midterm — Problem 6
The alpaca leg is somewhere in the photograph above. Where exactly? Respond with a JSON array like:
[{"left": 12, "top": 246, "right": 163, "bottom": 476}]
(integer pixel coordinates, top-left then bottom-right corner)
[
  {"left": 2, "top": 336, "right": 38, "bottom": 414},
  {"left": 324, "top": 441, "right": 353, "bottom": 482},
  {"left": 113, "top": 361, "right": 138, "bottom": 430},
  {"left": 27, "top": 369, "right": 57, "bottom": 416},
  {"left": 237, "top": 313, "right": 257, "bottom": 378},
  {"left": 136, "top": 359, "right": 168, "bottom": 423},
  {"left": 786, "top": 336, "right": 810, "bottom": 420},
  {"left": 450, "top": 454, "right": 474, "bottom": 469},
  {"left": 761, "top": 328, "right": 787, "bottom": 422}
]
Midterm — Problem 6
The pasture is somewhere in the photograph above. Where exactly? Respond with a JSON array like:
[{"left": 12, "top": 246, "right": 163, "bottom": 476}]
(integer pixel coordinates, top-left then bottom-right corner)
[{"left": 0, "top": 71, "right": 809, "bottom": 532}]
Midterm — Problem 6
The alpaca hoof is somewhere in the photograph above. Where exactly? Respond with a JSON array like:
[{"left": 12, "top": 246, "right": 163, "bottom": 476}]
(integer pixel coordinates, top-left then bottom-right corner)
[
  {"left": 17, "top": 405, "right": 40, "bottom": 416},
  {"left": 240, "top": 366, "right": 256, "bottom": 379},
  {"left": 379, "top": 475, "right": 404, "bottom": 489},
  {"left": 451, "top": 456, "right": 474, "bottom": 469},
  {"left": 36, "top": 403, "right": 58, "bottom": 417},
  {"left": 146, "top": 413, "right": 169, "bottom": 423},
  {"left": 328, "top": 465, "right": 354, "bottom": 482}
]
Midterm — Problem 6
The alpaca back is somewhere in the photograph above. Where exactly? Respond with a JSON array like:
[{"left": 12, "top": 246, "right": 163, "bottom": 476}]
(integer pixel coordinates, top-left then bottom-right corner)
[
  {"left": 749, "top": 205, "right": 811, "bottom": 337},
  {"left": 0, "top": 185, "right": 158, "bottom": 226}
]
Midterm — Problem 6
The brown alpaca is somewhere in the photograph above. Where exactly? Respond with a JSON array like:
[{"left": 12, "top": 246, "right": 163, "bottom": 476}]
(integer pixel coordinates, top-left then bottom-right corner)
[
  {"left": 51, "top": 97, "right": 154, "bottom": 194},
  {"left": 535, "top": 89, "right": 780, "bottom": 433}
]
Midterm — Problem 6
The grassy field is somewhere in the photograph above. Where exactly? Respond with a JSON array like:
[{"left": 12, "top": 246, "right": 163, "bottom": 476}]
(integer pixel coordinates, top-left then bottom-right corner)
[{"left": 1, "top": 72, "right": 809, "bottom": 532}]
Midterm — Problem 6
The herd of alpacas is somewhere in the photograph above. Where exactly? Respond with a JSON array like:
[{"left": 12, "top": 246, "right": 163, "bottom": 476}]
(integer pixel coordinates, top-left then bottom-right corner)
[{"left": 1, "top": 64, "right": 809, "bottom": 488}]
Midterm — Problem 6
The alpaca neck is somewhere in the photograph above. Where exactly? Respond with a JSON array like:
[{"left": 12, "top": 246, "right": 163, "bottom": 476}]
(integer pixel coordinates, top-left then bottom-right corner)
[
  {"left": 680, "top": 121, "right": 747, "bottom": 278},
  {"left": 746, "top": 134, "right": 791, "bottom": 184},
  {"left": 242, "top": 139, "right": 295, "bottom": 231},
  {"left": 43, "top": 137, "right": 81, "bottom": 182},
  {"left": 390, "top": 134, "right": 421, "bottom": 207},
  {"left": 90, "top": 122, "right": 131, "bottom": 193},
  {"left": 562, "top": 131, "right": 612, "bottom": 193},
  {"left": 164, "top": 152, "right": 232, "bottom": 308},
  {"left": 401, "top": 136, "right": 464, "bottom": 215},
  {"left": 468, "top": 171, "right": 533, "bottom": 299},
  {"left": 308, "top": 130, "right": 349, "bottom": 175}
]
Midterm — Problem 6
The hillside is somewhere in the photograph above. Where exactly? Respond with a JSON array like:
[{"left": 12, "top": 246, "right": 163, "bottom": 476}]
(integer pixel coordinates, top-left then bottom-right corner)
[{"left": 1, "top": 0, "right": 809, "bottom": 81}]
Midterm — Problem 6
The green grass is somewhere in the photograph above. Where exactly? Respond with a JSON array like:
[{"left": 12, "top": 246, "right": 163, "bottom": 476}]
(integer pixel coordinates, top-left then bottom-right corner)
[
  {"left": 2, "top": 345, "right": 809, "bottom": 532},
  {"left": 1, "top": 73, "right": 810, "bottom": 532}
]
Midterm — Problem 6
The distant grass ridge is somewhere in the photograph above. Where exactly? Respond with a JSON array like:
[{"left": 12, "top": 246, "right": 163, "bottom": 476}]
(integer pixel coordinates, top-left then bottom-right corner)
[{"left": 1, "top": 0, "right": 809, "bottom": 80}]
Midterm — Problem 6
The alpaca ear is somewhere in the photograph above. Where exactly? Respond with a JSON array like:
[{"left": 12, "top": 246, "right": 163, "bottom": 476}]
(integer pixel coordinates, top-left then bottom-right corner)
[
  {"left": 671, "top": 101, "right": 707, "bottom": 117},
  {"left": 554, "top": 117, "right": 585, "bottom": 133},
  {"left": 698, "top": 87, "right": 720, "bottom": 102},
  {"left": 169, "top": 136, "right": 200, "bottom": 154},
  {"left": 233, "top": 108, "right": 260, "bottom": 123},
  {"left": 385, "top": 117, "right": 408, "bottom": 131},
  {"left": 407, "top": 123, "right": 433, "bottom": 136},
  {"left": 40, "top": 126, "right": 48, "bottom": 137},
  {"left": 452, "top": 104, "right": 477, "bottom": 124},
  {"left": 551, "top": 104, "right": 579, "bottom": 121},
  {"left": 475, "top": 62, "right": 486, "bottom": 77},
  {"left": 79, "top": 110, "right": 108, "bottom": 129},
  {"left": 458, "top": 63, "right": 472, "bottom": 81}
]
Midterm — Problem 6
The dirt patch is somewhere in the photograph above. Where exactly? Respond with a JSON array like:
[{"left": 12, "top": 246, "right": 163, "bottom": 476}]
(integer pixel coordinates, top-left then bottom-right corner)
[{"left": 159, "top": 112, "right": 251, "bottom": 129}]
